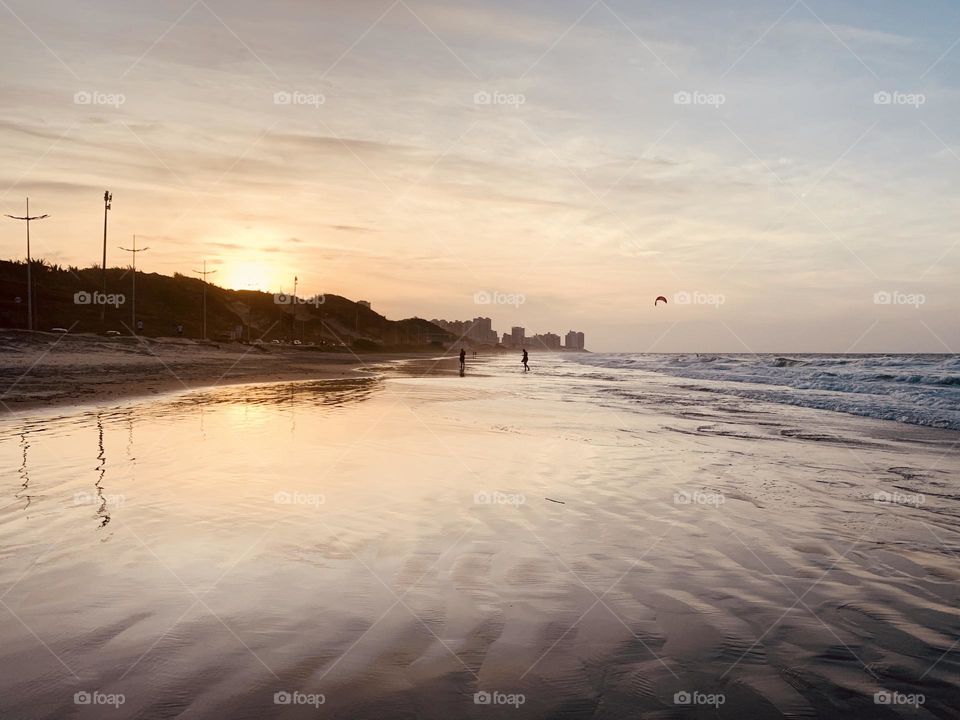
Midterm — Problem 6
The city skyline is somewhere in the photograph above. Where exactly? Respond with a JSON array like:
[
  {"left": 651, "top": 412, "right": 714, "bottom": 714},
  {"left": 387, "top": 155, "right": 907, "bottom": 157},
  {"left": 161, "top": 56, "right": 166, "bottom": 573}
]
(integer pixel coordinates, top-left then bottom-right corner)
[{"left": 431, "top": 316, "right": 585, "bottom": 350}]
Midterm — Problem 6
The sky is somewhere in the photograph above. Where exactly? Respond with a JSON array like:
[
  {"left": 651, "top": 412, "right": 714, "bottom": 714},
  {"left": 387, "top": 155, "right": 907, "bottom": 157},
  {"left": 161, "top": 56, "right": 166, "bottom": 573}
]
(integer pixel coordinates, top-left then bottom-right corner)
[{"left": 1, "top": 0, "right": 959, "bottom": 352}]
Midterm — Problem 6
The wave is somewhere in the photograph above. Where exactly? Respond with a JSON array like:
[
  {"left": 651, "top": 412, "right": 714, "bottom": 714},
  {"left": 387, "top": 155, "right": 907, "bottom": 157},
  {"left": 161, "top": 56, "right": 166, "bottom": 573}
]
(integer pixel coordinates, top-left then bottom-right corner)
[{"left": 570, "top": 354, "right": 960, "bottom": 431}]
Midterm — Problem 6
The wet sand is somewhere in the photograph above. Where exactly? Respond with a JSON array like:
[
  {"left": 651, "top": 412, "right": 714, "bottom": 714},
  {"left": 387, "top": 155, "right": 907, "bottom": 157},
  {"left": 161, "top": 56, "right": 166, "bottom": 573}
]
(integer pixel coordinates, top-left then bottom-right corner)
[
  {"left": 0, "top": 331, "right": 440, "bottom": 411},
  {"left": 1, "top": 354, "right": 958, "bottom": 718}
]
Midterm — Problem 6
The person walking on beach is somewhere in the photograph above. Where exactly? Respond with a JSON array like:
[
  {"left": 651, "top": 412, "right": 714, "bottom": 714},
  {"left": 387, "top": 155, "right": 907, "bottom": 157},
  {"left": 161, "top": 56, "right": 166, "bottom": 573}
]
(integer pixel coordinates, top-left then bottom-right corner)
[
  {"left": 522, "top": 348, "right": 529, "bottom": 372},
  {"left": 459, "top": 347, "right": 466, "bottom": 374}
]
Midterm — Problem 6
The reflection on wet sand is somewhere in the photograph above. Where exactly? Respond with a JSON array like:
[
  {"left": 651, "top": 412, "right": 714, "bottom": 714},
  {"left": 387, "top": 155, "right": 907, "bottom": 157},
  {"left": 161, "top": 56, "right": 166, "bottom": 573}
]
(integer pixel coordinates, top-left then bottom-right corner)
[
  {"left": 156, "top": 376, "right": 382, "bottom": 415},
  {"left": 94, "top": 414, "right": 110, "bottom": 529},
  {"left": 16, "top": 431, "right": 30, "bottom": 511}
]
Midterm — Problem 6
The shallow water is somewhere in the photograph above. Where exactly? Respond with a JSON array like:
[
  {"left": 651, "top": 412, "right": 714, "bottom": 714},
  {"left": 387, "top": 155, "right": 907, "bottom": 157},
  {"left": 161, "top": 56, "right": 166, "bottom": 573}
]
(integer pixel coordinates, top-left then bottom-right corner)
[
  {"left": 575, "top": 353, "right": 960, "bottom": 430},
  {"left": 1, "top": 355, "right": 959, "bottom": 719}
]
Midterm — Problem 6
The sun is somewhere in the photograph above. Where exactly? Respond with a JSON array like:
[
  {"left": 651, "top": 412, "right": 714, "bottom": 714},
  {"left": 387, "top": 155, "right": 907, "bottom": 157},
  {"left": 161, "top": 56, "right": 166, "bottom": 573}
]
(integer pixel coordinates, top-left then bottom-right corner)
[{"left": 220, "top": 260, "right": 273, "bottom": 292}]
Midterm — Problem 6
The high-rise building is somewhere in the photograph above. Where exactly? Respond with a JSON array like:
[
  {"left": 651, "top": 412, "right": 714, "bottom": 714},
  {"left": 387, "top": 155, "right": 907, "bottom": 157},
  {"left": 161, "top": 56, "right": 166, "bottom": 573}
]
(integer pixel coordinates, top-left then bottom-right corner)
[
  {"left": 469, "top": 317, "right": 498, "bottom": 344},
  {"left": 432, "top": 317, "right": 499, "bottom": 345},
  {"left": 565, "top": 330, "right": 585, "bottom": 350},
  {"left": 540, "top": 332, "right": 561, "bottom": 350},
  {"left": 511, "top": 326, "right": 525, "bottom": 347}
]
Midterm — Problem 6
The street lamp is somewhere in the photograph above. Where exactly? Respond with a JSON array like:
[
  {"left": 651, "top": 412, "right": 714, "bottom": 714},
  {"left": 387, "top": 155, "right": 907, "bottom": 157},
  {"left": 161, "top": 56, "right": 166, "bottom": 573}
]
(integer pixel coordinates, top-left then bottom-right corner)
[
  {"left": 5, "top": 198, "right": 49, "bottom": 331},
  {"left": 118, "top": 235, "right": 149, "bottom": 334}
]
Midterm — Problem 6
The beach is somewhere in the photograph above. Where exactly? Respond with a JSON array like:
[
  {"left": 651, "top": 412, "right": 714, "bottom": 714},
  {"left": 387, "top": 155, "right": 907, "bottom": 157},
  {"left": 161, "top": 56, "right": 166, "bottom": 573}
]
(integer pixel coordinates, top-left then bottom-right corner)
[
  {"left": 0, "top": 331, "right": 410, "bottom": 411},
  {"left": 1, "top": 353, "right": 959, "bottom": 718}
]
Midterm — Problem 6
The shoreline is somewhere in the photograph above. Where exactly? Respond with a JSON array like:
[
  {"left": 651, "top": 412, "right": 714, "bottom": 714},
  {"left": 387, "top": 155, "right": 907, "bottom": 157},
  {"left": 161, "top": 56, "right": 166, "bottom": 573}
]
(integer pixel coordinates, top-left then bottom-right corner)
[{"left": 0, "top": 331, "right": 462, "bottom": 413}]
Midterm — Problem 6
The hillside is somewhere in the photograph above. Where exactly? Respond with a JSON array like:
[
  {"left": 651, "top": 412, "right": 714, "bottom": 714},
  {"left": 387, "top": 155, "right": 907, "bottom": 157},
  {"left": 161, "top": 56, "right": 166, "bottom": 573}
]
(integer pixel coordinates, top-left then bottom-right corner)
[{"left": 0, "top": 260, "right": 453, "bottom": 350}]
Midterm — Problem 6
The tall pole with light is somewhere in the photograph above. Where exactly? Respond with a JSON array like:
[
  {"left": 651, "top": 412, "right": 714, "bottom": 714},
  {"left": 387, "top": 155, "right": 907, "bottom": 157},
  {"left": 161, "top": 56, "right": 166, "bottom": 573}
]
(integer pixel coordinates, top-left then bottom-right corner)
[
  {"left": 118, "top": 235, "right": 149, "bottom": 333},
  {"left": 100, "top": 191, "right": 112, "bottom": 324},
  {"left": 5, "top": 198, "right": 49, "bottom": 331},
  {"left": 292, "top": 275, "right": 298, "bottom": 339},
  {"left": 193, "top": 261, "right": 217, "bottom": 340}
]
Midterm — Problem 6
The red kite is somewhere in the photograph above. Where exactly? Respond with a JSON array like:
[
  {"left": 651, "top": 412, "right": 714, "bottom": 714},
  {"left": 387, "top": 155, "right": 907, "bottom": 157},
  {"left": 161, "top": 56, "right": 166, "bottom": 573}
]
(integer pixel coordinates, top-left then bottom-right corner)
[{"left": 655, "top": 296, "right": 668, "bottom": 306}]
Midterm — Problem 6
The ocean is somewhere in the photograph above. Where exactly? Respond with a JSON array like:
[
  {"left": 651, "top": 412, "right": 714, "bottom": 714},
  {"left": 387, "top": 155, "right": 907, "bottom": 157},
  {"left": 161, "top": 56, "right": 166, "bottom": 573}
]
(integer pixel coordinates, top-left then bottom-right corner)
[{"left": 571, "top": 353, "right": 960, "bottom": 430}]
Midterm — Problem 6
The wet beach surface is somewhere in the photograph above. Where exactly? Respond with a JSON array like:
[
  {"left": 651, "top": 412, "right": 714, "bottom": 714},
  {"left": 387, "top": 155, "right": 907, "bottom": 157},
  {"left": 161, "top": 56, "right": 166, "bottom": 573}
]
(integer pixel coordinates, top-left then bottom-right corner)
[{"left": 1, "top": 355, "right": 959, "bottom": 718}]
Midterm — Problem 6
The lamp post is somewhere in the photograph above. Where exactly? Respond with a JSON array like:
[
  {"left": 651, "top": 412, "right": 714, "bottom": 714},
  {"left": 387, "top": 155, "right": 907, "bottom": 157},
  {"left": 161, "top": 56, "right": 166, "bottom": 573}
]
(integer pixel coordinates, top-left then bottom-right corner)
[
  {"left": 101, "top": 191, "right": 111, "bottom": 323},
  {"left": 193, "top": 260, "right": 217, "bottom": 340},
  {"left": 118, "top": 235, "right": 149, "bottom": 333},
  {"left": 5, "top": 198, "right": 49, "bottom": 331},
  {"left": 292, "top": 275, "right": 298, "bottom": 339}
]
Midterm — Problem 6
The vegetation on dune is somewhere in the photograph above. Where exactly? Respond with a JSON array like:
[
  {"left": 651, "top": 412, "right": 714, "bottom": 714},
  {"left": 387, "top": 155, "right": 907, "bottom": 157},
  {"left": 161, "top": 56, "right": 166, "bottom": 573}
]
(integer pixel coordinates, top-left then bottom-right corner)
[{"left": 0, "top": 260, "right": 452, "bottom": 350}]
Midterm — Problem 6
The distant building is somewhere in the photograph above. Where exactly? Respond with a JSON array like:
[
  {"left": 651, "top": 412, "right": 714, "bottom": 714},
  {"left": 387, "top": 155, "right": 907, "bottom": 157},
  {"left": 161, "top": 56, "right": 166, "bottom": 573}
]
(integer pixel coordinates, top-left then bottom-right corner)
[
  {"left": 431, "top": 317, "right": 499, "bottom": 345},
  {"left": 565, "top": 330, "right": 585, "bottom": 350},
  {"left": 469, "top": 316, "right": 498, "bottom": 345},
  {"left": 540, "top": 332, "right": 561, "bottom": 350},
  {"left": 511, "top": 326, "right": 525, "bottom": 347},
  {"left": 501, "top": 332, "right": 512, "bottom": 347},
  {"left": 357, "top": 300, "right": 371, "bottom": 309}
]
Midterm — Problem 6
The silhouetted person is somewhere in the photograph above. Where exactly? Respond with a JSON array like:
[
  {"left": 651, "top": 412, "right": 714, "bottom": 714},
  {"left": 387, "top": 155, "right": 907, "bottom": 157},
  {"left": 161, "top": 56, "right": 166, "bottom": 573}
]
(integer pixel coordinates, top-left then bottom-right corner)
[
  {"left": 459, "top": 348, "right": 466, "bottom": 373},
  {"left": 522, "top": 348, "right": 529, "bottom": 372}
]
